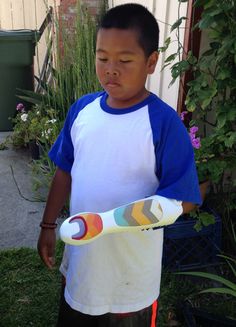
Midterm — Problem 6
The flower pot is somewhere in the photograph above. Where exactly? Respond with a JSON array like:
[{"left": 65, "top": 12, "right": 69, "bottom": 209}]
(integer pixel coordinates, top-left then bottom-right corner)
[{"left": 28, "top": 140, "right": 40, "bottom": 160}]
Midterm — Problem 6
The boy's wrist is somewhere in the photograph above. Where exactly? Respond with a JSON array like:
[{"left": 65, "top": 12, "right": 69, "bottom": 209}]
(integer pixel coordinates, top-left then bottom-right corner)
[{"left": 39, "top": 221, "right": 58, "bottom": 229}]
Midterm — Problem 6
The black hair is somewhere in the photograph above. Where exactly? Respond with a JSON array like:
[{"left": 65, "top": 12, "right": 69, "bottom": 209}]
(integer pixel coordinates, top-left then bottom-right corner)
[{"left": 99, "top": 3, "right": 159, "bottom": 57}]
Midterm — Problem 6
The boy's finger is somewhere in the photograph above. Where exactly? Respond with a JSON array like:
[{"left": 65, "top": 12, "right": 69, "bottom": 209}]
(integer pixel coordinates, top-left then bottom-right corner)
[
  {"left": 47, "top": 256, "right": 55, "bottom": 269},
  {"left": 41, "top": 247, "right": 55, "bottom": 269}
]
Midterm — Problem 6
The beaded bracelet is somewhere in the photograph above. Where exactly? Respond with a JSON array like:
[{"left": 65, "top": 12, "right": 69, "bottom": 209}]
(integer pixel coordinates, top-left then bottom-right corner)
[{"left": 39, "top": 221, "right": 58, "bottom": 229}]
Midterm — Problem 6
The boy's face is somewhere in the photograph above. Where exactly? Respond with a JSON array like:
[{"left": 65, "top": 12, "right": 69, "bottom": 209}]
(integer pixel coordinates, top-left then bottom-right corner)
[{"left": 96, "top": 28, "right": 158, "bottom": 108}]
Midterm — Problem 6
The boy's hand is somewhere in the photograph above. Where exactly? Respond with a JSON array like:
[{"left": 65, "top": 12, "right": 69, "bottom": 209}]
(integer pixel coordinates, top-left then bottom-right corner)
[{"left": 37, "top": 229, "right": 56, "bottom": 269}]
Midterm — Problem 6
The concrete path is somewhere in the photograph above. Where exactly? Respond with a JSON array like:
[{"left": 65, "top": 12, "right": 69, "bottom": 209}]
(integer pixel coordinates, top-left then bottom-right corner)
[{"left": 0, "top": 132, "right": 60, "bottom": 250}]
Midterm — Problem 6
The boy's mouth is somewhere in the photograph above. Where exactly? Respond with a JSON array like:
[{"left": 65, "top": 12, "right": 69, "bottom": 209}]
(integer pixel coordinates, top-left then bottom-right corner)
[{"left": 105, "top": 80, "right": 120, "bottom": 88}]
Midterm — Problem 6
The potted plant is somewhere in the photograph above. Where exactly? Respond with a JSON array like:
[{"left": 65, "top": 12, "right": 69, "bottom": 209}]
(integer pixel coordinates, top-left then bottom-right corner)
[{"left": 11, "top": 103, "right": 61, "bottom": 159}]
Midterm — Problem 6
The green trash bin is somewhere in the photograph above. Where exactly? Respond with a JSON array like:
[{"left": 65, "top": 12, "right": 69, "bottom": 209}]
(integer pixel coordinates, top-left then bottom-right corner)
[{"left": 0, "top": 29, "right": 40, "bottom": 131}]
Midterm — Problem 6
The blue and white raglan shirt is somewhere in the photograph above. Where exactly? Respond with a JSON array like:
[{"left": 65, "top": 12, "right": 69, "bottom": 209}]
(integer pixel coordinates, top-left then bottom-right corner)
[{"left": 49, "top": 91, "right": 202, "bottom": 315}]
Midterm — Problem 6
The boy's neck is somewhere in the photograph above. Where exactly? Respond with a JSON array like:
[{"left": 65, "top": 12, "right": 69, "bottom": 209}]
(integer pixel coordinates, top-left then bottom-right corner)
[{"left": 106, "top": 89, "right": 150, "bottom": 109}]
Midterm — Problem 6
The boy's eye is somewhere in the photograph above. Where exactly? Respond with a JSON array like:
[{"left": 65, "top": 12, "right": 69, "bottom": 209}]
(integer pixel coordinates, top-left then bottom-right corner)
[
  {"left": 120, "top": 60, "right": 132, "bottom": 63},
  {"left": 98, "top": 58, "right": 108, "bottom": 62}
]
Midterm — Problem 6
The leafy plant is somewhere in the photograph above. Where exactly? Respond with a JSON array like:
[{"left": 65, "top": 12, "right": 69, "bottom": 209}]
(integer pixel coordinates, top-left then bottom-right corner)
[
  {"left": 189, "top": 208, "right": 216, "bottom": 232},
  {"left": 161, "top": 0, "right": 236, "bottom": 184},
  {"left": 10, "top": 103, "right": 61, "bottom": 149},
  {"left": 179, "top": 255, "right": 236, "bottom": 298},
  {"left": 175, "top": 219, "right": 236, "bottom": 325},
  {"left": 161, "top": 0, "right": 236, "bottom": 250}
]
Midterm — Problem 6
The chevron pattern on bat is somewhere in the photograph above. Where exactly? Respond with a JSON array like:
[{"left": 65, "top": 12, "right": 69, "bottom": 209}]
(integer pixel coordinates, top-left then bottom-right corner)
[{"left": 114, "top": 199, "right": 162, "bottom": 227}]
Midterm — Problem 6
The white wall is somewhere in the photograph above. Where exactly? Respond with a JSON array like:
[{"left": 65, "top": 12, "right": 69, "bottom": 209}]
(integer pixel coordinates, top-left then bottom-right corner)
[{"left": 108, "top": 0, "right": 188, "bottom": 110}]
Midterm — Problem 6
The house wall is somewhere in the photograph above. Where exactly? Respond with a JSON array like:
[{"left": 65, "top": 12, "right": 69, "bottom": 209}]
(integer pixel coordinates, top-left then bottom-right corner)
[
  {"left": 59, "top": 0, "right": 102, "bottom": 31},
  {"left": 0, "top": 0, "right": 189, "bottom": 109},
  {"left": 109, "top": 0, "right": 188, "bottom": 109}
]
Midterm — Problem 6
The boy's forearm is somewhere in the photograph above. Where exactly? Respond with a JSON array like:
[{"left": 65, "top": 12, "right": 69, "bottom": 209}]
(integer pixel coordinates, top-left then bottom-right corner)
[
  {"left": 41, "top": 167, "right": 71, "bottom": 224},
  {"left": 182, "top": 202, "right": 196, "bottom": 214}
]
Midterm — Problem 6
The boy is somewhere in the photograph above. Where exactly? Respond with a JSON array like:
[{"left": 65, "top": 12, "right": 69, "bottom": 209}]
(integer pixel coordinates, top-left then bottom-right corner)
[{"left": 37, "top": 3, "right": 201, "bottom": 326}]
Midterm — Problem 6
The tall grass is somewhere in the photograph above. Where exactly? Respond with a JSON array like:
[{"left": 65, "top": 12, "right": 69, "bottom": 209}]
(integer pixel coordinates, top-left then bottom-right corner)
[
  {"left": 30, "top": 1, "right": 106, "bottom": 196},
  {"left": 39, "top": 0, "right": 103, "bottom": 121}
]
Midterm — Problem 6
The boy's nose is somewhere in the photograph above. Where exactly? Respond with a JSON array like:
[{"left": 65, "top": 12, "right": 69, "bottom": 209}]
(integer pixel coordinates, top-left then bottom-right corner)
[
  {"left": 105, "top": 63, "right": 119, "bottom": 76},
  {"left": 106, "top": 69, "right": 119, "bottom": 76}
]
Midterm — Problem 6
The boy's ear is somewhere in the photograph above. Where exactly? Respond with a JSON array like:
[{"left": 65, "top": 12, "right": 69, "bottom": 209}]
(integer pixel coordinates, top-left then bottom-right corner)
[{"left": 147, "top": 51, "right": 159, "bottom": 74}]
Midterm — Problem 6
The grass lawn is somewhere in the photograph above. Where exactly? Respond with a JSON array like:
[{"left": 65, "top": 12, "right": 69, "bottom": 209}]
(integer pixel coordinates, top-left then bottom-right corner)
[
  {"left": 0, "top": 242, "right": 63, "bottom": 327},
  {"left": 0, "top": 241, "right": 235, "bottom": 326}
]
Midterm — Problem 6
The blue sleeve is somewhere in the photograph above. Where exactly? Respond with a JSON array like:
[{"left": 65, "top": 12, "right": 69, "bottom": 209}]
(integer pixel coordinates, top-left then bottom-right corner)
[
  {"left": 48, "top": 102, "right": 77, "bottom": 173},
  {"left": 149, "top": 99, "right": 202, "bottom": 205},
  {"left": 48, "top": 91, "right": 104, "bottom": 173}
]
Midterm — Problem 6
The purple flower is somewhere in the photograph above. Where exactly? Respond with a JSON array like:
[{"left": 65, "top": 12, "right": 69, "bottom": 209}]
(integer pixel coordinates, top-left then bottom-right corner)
[
  {"left": 16, "top": 103, "right": 25, "bottom": 112},
  {"left": 189, "top": 126, "right": 198, "bottom": 134},
  {"left": 180, "top": 111, "right": 188, "bottom": 121},
  {"left": 188, "top": 125, "right": 201, "bottom": 149},
  {"left": 191, "top": 137, "right": 201, "bottom": 149}
]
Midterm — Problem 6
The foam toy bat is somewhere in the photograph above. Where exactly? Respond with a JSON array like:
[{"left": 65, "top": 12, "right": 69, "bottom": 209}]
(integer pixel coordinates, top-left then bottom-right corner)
[
  {"left": 60, "top": 197, "right": 165, "bottom": 246},
  {"left": 60, "top": 196, "right": 180, "bottom": 246}
]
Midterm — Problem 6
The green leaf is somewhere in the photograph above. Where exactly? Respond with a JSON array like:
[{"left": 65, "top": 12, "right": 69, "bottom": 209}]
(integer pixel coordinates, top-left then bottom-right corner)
[
  {"left": 224, "top": 132, "right": 236, "bottom": 148},
  {"left": 177, "top": 272, "right": 236, "bottom": 291},
  {"left": 194, "top": 220, "right": 202, "bottom": 232},
  {"left": 186, "top": 51, "right": 197, "bottom": 65},
  {"left": 200, "top": 288, "right": 236, "bottom": 297},
  {"left": 219, "top": 254, "right": 236, "bottom": 265},
  {"left": 217, "top": 68, "right": 230, "bottom": 80},
  {"left": 171, "top": 60, "right": 190, "bottom": 79},
  {"left": 198, "top": 212, "right": 215, "bottom": 226},
  {"left": 218, "top": 39, "right": 235, "bottom": 56},
  {"left": 16, "top": 95, "right": 42, "bottom": 106},
  {"left": 199, "top": 82, "right": 218, "bottom": 109},
  {"left": 160, "top": 62, "right": 172, "bottom": 72},
  {"left": 165, "top": 53, "right": 178, "bottom": 63},
  {"left": 204, "top": 0, "right": 217, "bottom": 10},
  {"left": 16, "top": 88, "right": 43, "bottom": 101},
  {"left": 168, "top": 77, "right": 177, "bottom": 88},
  {"left": 194, "top": 0, "right": 205, "bottom": 8},
  {"left": 210, "top": 42, "right": 221, "bottom": 50},
  {"left": 201, "top": 49, "right": 215, "bottom": 57},
  {"left": 185, "top": 97, "right": 196, "bottom": 112},
  {"left": 159, "top": 37, "right": 171, "bottom": 52},
  {"left": 170, "top": 17, "right": 187, "bottom": 32},
  {"left": 198, "top": 15, "right": 215, "bottom": 29},
  {"left": 225, "top": 260, "right": 236, "bottom": 278},
  {"left": 208, "top": 8, "right": 223, "bottom": 17},
  {"left": 217, "top": 114, "right": 226, "bottom": 129}
]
